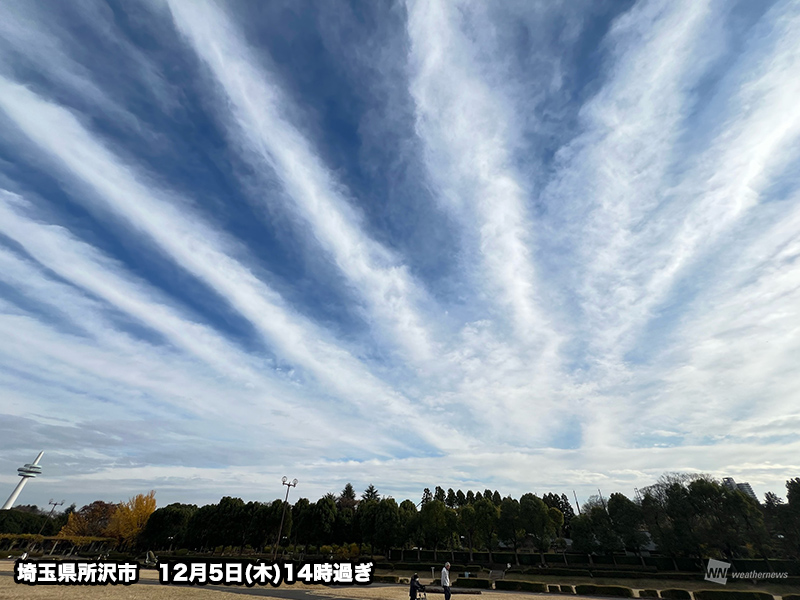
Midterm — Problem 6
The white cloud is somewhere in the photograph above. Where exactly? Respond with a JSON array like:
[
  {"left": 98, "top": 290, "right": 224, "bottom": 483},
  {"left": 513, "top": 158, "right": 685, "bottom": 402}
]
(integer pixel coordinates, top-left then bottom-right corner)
[
  {"left": 164, "top": 0, "right": 438, "bottom": 366},
  {"left": 406, "top": 0, "right": 555, "bottom": 345},
  {"left": 0, "top": 0, "right": 798, "bottom": 507},
  {"left": 0, "top": 76, "right": 467, "bottom": 453}
]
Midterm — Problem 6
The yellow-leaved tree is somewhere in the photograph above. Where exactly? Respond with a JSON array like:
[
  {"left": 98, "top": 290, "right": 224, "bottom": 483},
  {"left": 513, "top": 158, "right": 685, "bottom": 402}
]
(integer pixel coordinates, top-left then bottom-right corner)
[
  {"left": 58, "top": 501, "right": 117, "bottom": 538},
  {"left": 106, "top": 490, "right": 157, "bottom": 549}
]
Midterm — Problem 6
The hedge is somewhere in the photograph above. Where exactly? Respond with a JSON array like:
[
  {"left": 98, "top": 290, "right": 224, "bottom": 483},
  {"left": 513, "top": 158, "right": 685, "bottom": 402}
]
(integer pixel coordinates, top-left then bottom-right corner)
[
  {"left": 561, "top": 585, "right": 576, "bottom": 594},
  {"left": 674, "top": 559, "right": 703, "bottom": 572},
  {"left": 525, "top": 568, "right": 593, "bottom": 578},
  {"left": 397, "top": 563, "right": 467, "bottom": 573},
  {"left": 454, "top": 578, "right": 492, "bottom": 589},
  {"left": 639, "top": 590, "right": 660, "bottom": 598},
  {"left": 731, "top": 559, "right": 800, "bottom": 576},
  {"left": 575, "top": 585, "right": 635, "bottom": 597},
  {"left": 782, "top": 596, "right": 800, "bottom": 600},
  {"left": 590, "top": 572, "right": 704, "bottom": 581},
  {"left": 375, "top": 563, "right": 394, "bottom": 571},
  {"left": 660, "top": 590, "right": 692, "bottom": 600},
  {"left": 644, "top": 557, "right": 677, "bottom": 571},
  {"left": 694, "top": 592, "right": 773, "bottom": 600},
  {"left": 397, "top": 563, "right": 441, "bottom": 572},
  {"left": 549, "top": 585, "right": 562, "bottom": 593},
  {"left": 495, "top": 580, "right": 547, "bottom": 593},
  {"left": 591, "top": 564, "right": 657, "bottom": 572},
  {"left": 592, "top": 571, "right": 661, "bottom": 579},
  {"left": 374, "top": 575, "right": 399, "bottom": 584}
]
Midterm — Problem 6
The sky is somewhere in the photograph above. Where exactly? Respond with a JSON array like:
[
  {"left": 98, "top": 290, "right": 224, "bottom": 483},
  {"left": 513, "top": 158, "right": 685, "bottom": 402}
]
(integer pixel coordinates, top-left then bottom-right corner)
[{"left": 0, "top": 0, "right": 799, "bottom": 512}]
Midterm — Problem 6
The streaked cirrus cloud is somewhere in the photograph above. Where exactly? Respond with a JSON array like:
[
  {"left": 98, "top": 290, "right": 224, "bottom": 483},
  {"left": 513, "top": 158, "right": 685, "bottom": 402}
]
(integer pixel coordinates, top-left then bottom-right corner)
[{"left": 0, "top": 0, "right": 798, "bottom": 507}]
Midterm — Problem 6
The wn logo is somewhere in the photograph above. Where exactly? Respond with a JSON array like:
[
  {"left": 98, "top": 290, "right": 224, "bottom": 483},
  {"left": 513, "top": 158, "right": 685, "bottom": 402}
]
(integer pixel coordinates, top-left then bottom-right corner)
[{"left": 704, "top": 559, "right": 731, "bottom": 585}]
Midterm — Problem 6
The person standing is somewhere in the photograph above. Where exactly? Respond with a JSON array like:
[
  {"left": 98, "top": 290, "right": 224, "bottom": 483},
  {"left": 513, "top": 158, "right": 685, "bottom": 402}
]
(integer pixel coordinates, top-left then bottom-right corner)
[{"left": 441, "top": 562, "right": 451, "bottom": 600}]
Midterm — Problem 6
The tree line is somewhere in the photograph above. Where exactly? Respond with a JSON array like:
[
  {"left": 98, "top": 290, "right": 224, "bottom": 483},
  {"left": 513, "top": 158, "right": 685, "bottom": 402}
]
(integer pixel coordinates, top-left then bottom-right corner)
[
  {"left": 0, "top": 491, "right": 156, "bottom": 551},
  {"left": 136, "top": 476, "right": 799, "bottom": 562},
  {"left": 2, "top": 475, "right": 798, "bottom": 561}
]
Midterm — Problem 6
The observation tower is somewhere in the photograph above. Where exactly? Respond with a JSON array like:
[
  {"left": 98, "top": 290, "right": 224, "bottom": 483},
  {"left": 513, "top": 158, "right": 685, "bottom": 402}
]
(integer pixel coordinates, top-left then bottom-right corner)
[{"left": 1, "top": 451, "right": 44, "bottom": 510}]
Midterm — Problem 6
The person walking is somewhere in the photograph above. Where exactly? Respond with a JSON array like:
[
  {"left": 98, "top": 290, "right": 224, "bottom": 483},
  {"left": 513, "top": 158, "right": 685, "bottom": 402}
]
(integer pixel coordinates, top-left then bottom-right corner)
[{"left": 441, "top": 562, "right": 451, "bottom": 600}]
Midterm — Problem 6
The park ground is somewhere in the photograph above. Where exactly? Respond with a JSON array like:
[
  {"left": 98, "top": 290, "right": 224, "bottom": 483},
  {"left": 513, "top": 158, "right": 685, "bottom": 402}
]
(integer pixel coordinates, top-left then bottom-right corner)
[
  {"left": 1, "top": 563, "right": 796, "bottom": 600},
  {"left": 0, "top": 561, "right": 547, "bottom": 600}
]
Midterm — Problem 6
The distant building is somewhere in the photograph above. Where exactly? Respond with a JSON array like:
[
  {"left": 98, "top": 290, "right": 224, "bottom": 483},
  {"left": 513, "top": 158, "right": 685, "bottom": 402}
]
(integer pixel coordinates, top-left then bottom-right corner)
[{"left": 722, "top": 477, "right": 758, "bottom": 502}]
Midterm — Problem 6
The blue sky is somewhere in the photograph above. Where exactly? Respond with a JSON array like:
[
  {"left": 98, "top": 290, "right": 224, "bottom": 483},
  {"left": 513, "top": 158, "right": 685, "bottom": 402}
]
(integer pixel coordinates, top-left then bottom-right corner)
[{"left": 1, "top": 0, "right": 799, "bottom": 510}]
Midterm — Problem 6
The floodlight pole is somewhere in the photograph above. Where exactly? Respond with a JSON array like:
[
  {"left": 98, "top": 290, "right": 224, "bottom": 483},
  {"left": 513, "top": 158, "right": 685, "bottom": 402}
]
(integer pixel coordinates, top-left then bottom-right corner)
[
  {"left": 272, "top": 476, "right": 297, "bottom": 560},
  {"left": 37, "top": 499, "right": 64, "bottom": 535}
]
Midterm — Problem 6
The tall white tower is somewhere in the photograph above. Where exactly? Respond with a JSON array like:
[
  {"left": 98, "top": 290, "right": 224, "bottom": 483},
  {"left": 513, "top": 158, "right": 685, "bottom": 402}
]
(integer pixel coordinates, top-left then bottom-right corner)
[{"left": 1, "top": 451, "right": 44, "bottom": 510}]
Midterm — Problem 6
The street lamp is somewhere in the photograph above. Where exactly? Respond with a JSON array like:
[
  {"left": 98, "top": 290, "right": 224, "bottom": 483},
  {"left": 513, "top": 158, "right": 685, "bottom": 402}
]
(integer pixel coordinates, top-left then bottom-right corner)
[{"left": 272, "top": 476, "right": 298, "bottom": 560}]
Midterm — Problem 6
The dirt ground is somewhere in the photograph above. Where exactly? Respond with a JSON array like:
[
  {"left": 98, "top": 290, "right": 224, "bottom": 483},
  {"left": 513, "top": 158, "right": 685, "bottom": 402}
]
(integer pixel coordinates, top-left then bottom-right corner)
[{"left": 0, "top": 561, "right": 562, "bottom": 600}]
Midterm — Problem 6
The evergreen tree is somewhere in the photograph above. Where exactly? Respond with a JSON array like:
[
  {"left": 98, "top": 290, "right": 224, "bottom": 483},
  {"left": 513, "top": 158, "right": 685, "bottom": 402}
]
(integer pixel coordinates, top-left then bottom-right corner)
[
  {"left": 338, "top": 483, "right": 358, "bottom": 508},
  {"left": 497, "top": 497, "right": 523, "bottom": 565},
  {"left": 421, "top": 488, "right": 433, "bottom": 505},
  {"left": 362, "top": 484, "right": 380, "bottom": 502},
  {"left": 474, "top": 497, "right": 499, "bottom": 563}
]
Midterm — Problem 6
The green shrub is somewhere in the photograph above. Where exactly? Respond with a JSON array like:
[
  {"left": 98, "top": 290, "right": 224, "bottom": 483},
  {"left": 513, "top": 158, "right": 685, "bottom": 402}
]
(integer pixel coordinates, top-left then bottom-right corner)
[
  {"left": 175, "top": 548, "right": 189, "bottom": 556},
  {"left": 561, "top": 585, "right": 575, "bottom": 594},
  {"left": 575, "top": 585, "right": 635, "bottom": 597},
  {"left": 526, "top": 567, "right": 593, "bottom": 577},
  {"left": 593, "top": 570, "right": 660, "bottom": 579},
  {"left": 783, "top": 596, "right": 800, "bottom": 600},
  {"left": 398, "top": 563, "right": 438, "bottom": 572},
  {"left": 467, "top": 564, "right": 484, "bottom": 572},
  {"left": 496, "top": 580, "right": 548, "bottom": 593},
  {"left": 373, "top": 575, "right": 399, "bottom": 583},
  {"left": 375, "top": 563, "right": 394, "bottom": 571},
  {"left": 639, "top": 590, "right": 660, "bottom": 598},
  {"left": 495, "top": 581, "right": 521, "bottom": 591},
  {"left": 694, "top": 592, "right": 773, "bottom": 600},
  {"left": 660, "top": 590, "right": 692, "bottom": 600},
  {"left": 567, "top": 554, "right": 592, "bottom": 565},
  {"left": 455, "top": 578, "right": 492, "bottom": 589},
  {"left": 549, "top": 585, "right": 561, "bottom": 593}
]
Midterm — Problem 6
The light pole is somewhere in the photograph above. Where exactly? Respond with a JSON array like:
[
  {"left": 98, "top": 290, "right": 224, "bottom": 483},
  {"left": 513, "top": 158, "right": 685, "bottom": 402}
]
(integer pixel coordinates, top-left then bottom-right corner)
[
  {"left": 38, "top": 499, "right": 64, "bottom": 535},
  {"left": 272, "top": 476, "right": 297, "bottom": 560}
]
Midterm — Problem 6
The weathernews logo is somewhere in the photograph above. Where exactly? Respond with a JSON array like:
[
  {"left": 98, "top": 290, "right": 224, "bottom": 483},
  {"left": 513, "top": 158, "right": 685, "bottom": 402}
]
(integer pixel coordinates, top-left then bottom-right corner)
[
  {"left": 704, "top": 559, "right": 731, "bottom": 585},
  {"left": 704, "top": 559, "right": 788, "bottom": 585}
]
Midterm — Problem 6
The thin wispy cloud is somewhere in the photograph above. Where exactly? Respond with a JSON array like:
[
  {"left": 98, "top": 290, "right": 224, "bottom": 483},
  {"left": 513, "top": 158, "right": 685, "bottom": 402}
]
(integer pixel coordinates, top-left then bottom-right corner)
[
  {"left": 0, "top": 0, "right": 798, "bottom": 507},
  {"left": 165, "top": 0, "right": 438, "bottom": 366},
  {"left": 406, "top": 0, "right": 553, "bottom": 344},
  {"left": 0, "top": 77, "right": 454, "bottom": 451}
]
